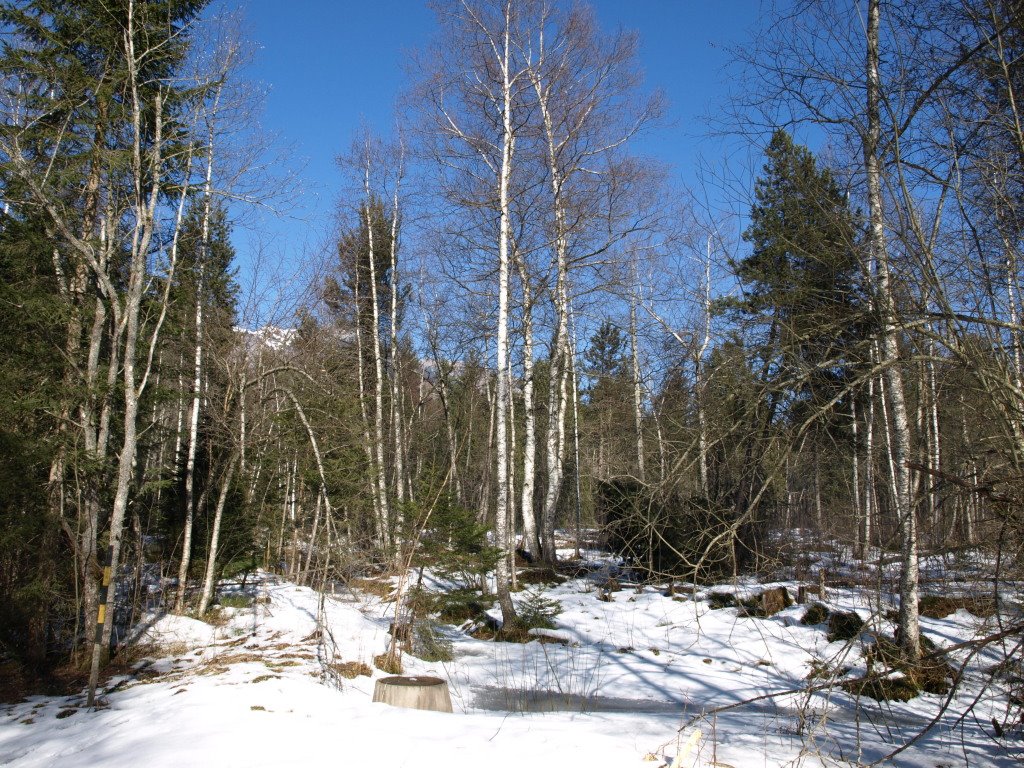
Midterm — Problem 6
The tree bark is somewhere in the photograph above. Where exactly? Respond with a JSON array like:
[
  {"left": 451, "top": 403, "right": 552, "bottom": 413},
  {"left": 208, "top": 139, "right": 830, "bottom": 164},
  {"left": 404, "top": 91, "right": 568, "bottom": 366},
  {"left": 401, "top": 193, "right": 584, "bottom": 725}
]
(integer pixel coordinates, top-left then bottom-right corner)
[
  {"left": 492, "top": 0, "right": 517, "bottom": 624},
  {"left": 864, "top": 0, "right": 919, "bottom": 660},
  {"left": 198, "top": 453, "right": 239, "bottom": 615}
]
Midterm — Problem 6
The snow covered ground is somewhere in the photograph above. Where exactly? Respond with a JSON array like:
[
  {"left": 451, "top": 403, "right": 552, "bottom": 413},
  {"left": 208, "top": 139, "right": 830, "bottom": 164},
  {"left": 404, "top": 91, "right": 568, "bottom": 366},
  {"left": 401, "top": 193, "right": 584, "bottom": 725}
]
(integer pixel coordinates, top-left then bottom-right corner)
[{"left": 0, "top": 556, "right": 1019, "bottom": 767}]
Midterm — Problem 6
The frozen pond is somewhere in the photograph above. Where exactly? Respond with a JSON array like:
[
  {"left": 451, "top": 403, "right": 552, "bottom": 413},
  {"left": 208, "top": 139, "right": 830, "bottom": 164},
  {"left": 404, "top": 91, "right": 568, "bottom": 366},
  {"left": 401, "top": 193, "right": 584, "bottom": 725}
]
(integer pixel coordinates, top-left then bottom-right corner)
[{"left": 471, "top": 686, "right": 686, "bottom": 714}]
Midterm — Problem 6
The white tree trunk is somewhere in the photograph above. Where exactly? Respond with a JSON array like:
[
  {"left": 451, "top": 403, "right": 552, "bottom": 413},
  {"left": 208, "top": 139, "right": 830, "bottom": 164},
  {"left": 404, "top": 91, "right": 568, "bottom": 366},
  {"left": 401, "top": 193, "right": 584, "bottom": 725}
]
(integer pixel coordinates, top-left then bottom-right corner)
[
  {"left": 176, "top": 261, "right": 204, "bottom": 613},
  {"left": 493, "top": 1, "right": 517, "bottom": 623},
  {"left": 388, "top": 166, "right": 407, "bottom": 510},
  {"left": 198, "top": 454, "right": 239, "bottom": 615},
  {"left": 865, "top": 0, "right": 919, "bottom": 659},
  {"left": 364, "top": 152, "right": 392, "bottom": 551},
  {"left": 517, "top": 258, "right": 540, "bottom": 558},
  {"left": 696, "top": 236, "right": 713, "bottom": 495},
  {"left": 630, "top": 299, "right": 646, "bottom": 482},
  {"left": 354, "top": 265, "right": 384, "bottom": 544},
  {"left": 89, "top": 26, "right": 169, "bottom": 701}
]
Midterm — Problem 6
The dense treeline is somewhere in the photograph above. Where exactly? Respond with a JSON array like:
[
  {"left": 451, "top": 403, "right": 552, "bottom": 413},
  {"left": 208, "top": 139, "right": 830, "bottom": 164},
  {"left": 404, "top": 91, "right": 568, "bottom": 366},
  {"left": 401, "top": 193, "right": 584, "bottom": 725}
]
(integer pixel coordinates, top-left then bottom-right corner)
[{"left": 1, "top": 0, "right": 1023, "bottom": 708}]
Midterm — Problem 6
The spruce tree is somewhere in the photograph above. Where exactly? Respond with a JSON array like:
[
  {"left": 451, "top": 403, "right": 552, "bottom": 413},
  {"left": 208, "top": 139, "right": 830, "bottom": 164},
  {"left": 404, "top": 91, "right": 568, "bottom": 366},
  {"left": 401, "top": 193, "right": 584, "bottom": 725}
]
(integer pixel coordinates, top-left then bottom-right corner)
[{"left": 731, "top": 129, "right": 862, "bottom": 421}]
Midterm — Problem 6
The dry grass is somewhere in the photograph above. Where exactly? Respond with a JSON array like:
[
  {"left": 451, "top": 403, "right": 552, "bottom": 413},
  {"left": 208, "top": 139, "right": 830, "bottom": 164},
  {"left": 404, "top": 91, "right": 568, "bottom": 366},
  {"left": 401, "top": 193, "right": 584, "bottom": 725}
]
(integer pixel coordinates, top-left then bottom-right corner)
[
  {"left": 373, "top": 653, "right": 402, "bottom": 674},
  {"left": 330, "top": 661, "right": 372, "bottom": 679},
  {"left": 350, "top": 578, "right": 396, "bottom": 601},
  {"left": 919, "top": 595, "right": 995, "bottom": 619}
]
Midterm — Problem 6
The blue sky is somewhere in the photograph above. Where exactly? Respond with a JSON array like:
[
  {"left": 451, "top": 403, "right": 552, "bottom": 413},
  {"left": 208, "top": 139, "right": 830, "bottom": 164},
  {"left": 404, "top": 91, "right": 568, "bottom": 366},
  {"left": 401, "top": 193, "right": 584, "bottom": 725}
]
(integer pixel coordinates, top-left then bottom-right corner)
[{"left": 232, "top": 0, "right": 767, "bottom": 309}]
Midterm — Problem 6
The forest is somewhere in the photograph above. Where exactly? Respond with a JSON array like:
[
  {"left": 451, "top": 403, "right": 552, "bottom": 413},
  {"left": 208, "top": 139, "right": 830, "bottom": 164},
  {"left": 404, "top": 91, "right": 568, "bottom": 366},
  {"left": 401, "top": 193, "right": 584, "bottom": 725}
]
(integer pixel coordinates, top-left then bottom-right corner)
[{"left": 0, "top": 0, "right": 1022, "bottom": 764}]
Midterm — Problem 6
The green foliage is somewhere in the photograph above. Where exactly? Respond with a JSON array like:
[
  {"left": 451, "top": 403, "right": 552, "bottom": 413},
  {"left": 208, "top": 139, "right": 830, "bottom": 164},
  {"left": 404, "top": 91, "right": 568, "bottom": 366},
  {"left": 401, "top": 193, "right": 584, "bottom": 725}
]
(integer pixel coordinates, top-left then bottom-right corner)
[
  {"left": 514, "top": 588, "right": 562, "bottom": 630},
  {"left": 583, "top": 319, "right": 629, "bottom": 391},
  {"left": 0, "top": 0, "right": 216, "bottom": 672},
  {"left": 177, "top": 202, "right": 239, "bottom": 318},
  {"left": 0, "top": 213, "right": 73, "bottom": 667},
  {"left": 725, "top": 129, "right": 864, "bottom": 423},
  {"left": 412, "top": 496, "right": 502, "bottom": 585},
  {"left": 425, "top": 588, "right": 490, "bottom": 625},
  {"left": 412, "top": 620, "right": 454, "bottom": 662},
  {"left": 216, "top": 593, "right": 254, "bottom": 609},
  {"left": 325, "top": 195, "right": 404, "bottom": 342},
  {"left": 221, "top": 556, "right": 259, "bottom": 582}
]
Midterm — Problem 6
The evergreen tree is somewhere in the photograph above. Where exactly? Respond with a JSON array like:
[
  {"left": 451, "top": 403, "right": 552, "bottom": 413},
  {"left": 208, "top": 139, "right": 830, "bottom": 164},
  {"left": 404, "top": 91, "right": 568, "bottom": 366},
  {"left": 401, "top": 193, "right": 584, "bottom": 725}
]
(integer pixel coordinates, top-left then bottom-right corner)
[
  {"left": 729, "top": 129, "right": 863, "bottom": 422},
  {"left": 0, "top": 213, "right": 70, "bottom": 669},
  {"left": 582, "top": 319, "right": 633, "bottom": 479},
  {"left": 583, "top": 319, "right": 629, "bottom": 400},
  {"left": 0, "top": 0, "right": 210, "bottom": 679}
]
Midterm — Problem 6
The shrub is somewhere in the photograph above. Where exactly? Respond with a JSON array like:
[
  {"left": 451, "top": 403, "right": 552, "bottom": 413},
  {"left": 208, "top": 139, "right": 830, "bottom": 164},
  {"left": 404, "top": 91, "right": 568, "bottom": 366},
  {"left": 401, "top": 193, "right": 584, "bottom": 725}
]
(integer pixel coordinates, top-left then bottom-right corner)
[
  {"left": 222, "top": 556, "right": 258, "bottom": 583},
  {"left": 412, "top": 620, "right": 454, "bottom": 662},
  {"left": 919, "top": 594, "right": 995, "bottom": 619},
  {"left": 598, "top": 480, "right": 762, "bottom": 580},
  {"left": 373, "top": 653, "right": 402, "bottom": 674},
  {"left": 516, "top": 588, "right": 561, "bottom": 630},
  {"left": 826, "top": 611, "right": 865, "bottom": 642},
  {"left": 708, "top": 592, "right": 738, "bottom": 610},
  {"left": 431, "top": 588, "right": 488, "bottom": 625},
  {"left": 740, "top": 587, "right": 792, "bottom": 617},
  {"left": 217, "top": 593, "right": 253, "bottom": 609},
  {"left": 847, "top": 633, "right": 955, "bottom": 701},
  {"left": 843, "top": 674, "right": 920, "bottom": 702},
  {"left": 408, "top": 496, "right": 502, "bottom": 586},
  {"left": 801, "top": 602, "right": 830, "bottom": 625},
  {"left": 516, "top": 567, "right": 564, "bottom": 587}
]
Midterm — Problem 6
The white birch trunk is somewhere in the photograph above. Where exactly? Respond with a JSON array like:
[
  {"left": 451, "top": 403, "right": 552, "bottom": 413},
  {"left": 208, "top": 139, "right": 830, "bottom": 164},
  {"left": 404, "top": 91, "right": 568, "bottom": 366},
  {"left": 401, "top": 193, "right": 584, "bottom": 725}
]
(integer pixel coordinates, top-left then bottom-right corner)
[
  {"left": 865, "top": 0, "right": 919, "bottom": 659},
  {"left": 493, "top": 1, "right": 517, "bottom": 622},
  {"left": 630, "top": 299, "right": 646, "bottom": 482},
  {"left": 198, "top": 454, "right": 238, "bottom": 615},
  {"left": 363, "top": 154, "right": 392, "bottom": 550},
  {"left": 353, "top": 265, "right": 384, "bottom": 544},
  {"left": 388, "top": 160, "right": 407, "bottom": 510},
  {"left": 697, "top": 236, "right": 713, "bottom": 495},
  {"left": 89, "top": 14, "right": 172, "bottom": 701},
  {"left": 176, "top": 262, "right": 204, "bottom": 613},
  {"left": 517, "top": 258, "right": 540, "bottom": 557}
]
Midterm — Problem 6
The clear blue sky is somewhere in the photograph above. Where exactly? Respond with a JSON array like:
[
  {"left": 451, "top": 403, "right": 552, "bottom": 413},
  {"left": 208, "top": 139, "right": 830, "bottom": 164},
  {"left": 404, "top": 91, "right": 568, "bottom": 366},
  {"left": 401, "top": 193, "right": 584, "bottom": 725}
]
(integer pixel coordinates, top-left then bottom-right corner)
[{"left": 231, "top": 0, "right": 766, "bottom": 308}]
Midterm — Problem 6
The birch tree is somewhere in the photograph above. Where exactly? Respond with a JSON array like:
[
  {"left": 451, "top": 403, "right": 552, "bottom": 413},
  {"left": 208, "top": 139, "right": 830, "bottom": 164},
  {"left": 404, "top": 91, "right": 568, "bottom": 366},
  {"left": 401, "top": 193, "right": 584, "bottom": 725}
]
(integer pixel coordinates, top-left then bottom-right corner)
[{"left": 419, "top": 0, "right": 538, "bottom": 621}]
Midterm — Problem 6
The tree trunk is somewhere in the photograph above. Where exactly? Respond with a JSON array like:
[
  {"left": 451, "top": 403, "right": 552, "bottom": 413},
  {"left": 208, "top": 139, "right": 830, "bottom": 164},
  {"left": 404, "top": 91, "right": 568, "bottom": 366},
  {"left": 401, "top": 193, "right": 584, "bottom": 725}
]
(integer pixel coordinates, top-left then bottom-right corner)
[
  {"left": 388, "top": 172, "right": 407, "bottom": 512},
  {"left": 493, "top": 3, "right": 517, "bottom": 624},
  {"left": 176, "top": 261, "right": 204, "bottom": 613},
  {"left": 630, "top": 299, "right": 646, "bottom": 482},
  {"left": 198, "top": 454, "right": 239, "bottom": 615},
  {"left": 363, "top": 151, "right": 392, "bottom": 552},
  {"left": 865, "top": 0, "right": 919, "bottom": 660},
  {"left": 517, "top": 258, "right": 540, "bottom": 558}
]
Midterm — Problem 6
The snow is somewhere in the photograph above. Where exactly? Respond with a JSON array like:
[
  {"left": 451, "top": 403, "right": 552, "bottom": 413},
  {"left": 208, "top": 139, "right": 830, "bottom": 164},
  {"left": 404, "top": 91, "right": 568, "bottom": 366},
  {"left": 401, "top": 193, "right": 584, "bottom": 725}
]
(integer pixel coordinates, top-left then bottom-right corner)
[
  {"left": 129, "top": 614, "right": 220, "bottom": 648},
  {"left": 1, "top": 561, "right": 1019, "bottom": 767},
  {"left": 233, "top": 325, "right": 297, "bottom": 352}
]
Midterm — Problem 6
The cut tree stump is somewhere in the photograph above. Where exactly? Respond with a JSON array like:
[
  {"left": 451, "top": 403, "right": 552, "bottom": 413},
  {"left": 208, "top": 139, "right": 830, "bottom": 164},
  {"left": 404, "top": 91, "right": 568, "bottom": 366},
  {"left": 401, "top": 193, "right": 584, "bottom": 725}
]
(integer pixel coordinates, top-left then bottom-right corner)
[{"left": 372, "top": 675, "right": 453, "bottom": 713}]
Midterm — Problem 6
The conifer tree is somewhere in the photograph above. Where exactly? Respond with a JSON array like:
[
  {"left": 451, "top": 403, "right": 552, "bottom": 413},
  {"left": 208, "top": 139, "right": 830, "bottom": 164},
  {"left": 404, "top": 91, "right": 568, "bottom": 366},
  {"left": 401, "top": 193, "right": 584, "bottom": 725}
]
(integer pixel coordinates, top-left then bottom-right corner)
[{"left": 732, "top": 129, "right": 862, "bottom": 421}]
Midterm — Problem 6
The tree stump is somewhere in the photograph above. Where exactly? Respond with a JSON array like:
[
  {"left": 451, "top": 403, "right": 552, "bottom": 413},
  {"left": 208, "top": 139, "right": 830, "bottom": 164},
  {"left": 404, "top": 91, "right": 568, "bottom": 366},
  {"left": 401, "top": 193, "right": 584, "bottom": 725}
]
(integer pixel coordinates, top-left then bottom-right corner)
[
  {"left": 372, "top": 675, "right": 453, "bottom": 713},
  {"left": 797, "top": 584, "right": 822, "bottom": 604}
]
